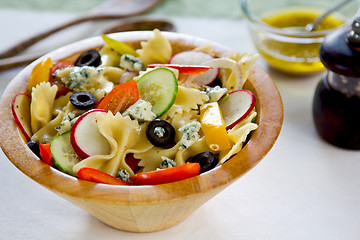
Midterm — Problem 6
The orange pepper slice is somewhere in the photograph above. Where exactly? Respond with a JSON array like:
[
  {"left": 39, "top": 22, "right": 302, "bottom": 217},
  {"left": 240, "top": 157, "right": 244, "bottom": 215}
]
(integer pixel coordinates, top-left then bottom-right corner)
[
  {"left": 27, "top": 57, "right": 53, "bottom": 92},
  {"left": 200, "top": 102, "right": 231, "bottom": 151},
  {"left": 77, "top": 168, "right": 132, "bottom": 186},
  {"left": 129, "top": 163, "right": 200, "bottom": 185}
]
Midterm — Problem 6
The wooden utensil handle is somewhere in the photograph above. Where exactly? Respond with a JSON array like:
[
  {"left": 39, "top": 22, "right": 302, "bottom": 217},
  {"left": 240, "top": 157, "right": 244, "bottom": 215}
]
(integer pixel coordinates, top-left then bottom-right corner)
[
  {"left": 0, "top": 54, "right": 39, "bottom": 71},
  {"left": 0, "top": 15, "right": 132, "bottom": 59}
]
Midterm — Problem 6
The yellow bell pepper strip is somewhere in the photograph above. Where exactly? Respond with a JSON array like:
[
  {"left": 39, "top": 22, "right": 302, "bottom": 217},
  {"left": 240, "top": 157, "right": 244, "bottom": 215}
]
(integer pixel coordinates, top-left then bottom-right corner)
[
  {"left": 200, "top": 102, "right": 231, "bottom": 151},
  {"left": 27, "top": 57, "right": 53, "bottom": 93},
  {"left": 101, "top": 34, "right": 139, "bottom": 57},
  {"left": 129, "top": 163, "right": 201, "bottom": 185}
]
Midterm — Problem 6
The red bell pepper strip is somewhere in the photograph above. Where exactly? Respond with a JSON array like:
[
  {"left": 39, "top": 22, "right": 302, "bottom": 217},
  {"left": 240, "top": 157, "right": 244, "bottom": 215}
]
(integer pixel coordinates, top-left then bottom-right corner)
[
  {"left": 49, "top": 60, "right": 74, "bottom": 97},
  {"left": 147, "top": 64, "right": 212, "bottom": 75},
  {"left": 39, "top": 143, "right": 54, "bottom": 166},
  {"left": 77, "top": 167, "right": 132, "bottom": 186},
  {"left": 129, "top": 163, "right": 200, "bottom": 185},
  {"left": 96, "top": 80, "right": 139, "bottom": 114}
]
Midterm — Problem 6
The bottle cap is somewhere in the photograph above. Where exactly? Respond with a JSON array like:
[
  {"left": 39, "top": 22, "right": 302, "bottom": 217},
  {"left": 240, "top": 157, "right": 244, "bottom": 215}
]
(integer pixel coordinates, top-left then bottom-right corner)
[{"left": 320, "top": 17, "right": 360, "bottom": 77}]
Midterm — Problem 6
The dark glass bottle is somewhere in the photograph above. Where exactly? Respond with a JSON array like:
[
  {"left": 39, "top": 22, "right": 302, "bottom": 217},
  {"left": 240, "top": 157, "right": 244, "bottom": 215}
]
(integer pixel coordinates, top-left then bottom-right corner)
[{"left": 312, "top": 18, "right": 360, "bottom": 149}]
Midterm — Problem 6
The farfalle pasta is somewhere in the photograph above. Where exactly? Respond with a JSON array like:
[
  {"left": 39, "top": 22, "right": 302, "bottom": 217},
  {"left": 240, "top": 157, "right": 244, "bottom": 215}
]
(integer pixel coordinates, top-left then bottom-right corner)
[
  {"left": 30, "top": 82, "right": 58, "bottom": 133},
  {"left": 13, "top": 30, "right": 259, "bottom": 185},
  {"left": 137, "top": 29, "right": 172, "bottom": 65},
  {"left": 73, "top": 112, "right": 152, "bottom": 176}
]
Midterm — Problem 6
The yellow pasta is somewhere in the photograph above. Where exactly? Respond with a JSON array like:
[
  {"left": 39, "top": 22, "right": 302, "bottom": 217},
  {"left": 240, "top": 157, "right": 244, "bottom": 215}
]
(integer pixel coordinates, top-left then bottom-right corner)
[
  {"left": 73, "top": 112, "right": 153, "bottom": 176},
  {"left": 30, "top": 82, "right": 58, "bottom": 133},
  {"left": 175, "top": 137, "right": 214, "bottom": 166},
  {"left": 162, "top": 85, "right": 209, "bottom": 119},
  {"left": 219, "top": 52, "right": 259, "bottom": 90},
  {"left": 135, "top": 142, "right": 181, "bottom": 172},
  {"left": 99, "top": 45, "right": 121, "bottom": 67},
  {"left": 218, "top": 111, "right": 258, "bottom": 164},
  {"left": 136, "top": 29, "right": 172, "bottom": 65},
  {"left": 101, "top": 66, "right": 125, "bottom": 84},
  {"left": 31, "top": 112, "right": 64, "bottom": 144}
]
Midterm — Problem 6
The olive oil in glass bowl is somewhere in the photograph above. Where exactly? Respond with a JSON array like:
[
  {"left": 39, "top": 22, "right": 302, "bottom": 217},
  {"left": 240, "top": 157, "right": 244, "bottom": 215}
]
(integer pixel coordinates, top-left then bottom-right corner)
[{"left": 241, "top": 0, "right": 360, "bottom": 75}]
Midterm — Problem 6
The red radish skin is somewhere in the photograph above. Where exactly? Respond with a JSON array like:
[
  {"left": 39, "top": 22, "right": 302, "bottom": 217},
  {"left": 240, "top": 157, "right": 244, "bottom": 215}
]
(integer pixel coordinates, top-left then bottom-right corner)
[
  {"left": 169, "top": 50, "right": 218, "bottom": 85},
  {"left": 219, "top": 90, "right": 256, "bottom": 130},
  {"left": 147, "top": 64, "right": 212, "bottom": 75},
  {"left": 12, "top": 93, "right": 32, "bottom": 141},
  {"left": 70, "top": 109, "right": 110, "bottom": 159}
]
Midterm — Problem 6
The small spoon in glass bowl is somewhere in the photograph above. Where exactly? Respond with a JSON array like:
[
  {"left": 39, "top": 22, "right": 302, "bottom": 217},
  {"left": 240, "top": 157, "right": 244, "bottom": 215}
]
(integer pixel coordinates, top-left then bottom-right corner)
[{"left": 284, "top": 0, "right": 353, "bottom": 32}]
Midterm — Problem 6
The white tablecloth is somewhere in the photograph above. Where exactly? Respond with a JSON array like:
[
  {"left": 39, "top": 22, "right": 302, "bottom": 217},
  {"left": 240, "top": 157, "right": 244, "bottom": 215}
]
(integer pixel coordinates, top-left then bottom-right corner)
[{"left": 0, "top": 9, "right": 359, "bottom": 240}]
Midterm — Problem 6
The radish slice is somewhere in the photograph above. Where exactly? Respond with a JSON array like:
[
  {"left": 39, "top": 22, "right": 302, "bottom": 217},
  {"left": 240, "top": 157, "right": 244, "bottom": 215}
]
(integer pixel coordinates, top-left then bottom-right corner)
[
  {"left": 170, "top": 50, "right": 214, "bottom": 65},
  {"left": 119, "top": 72, "right": 138, "bottom": 84},
  {"left": 204, "top": 58, "right": 242, "bottom": 90},
  {"left": 12, "top": 93, "right": 32, "bottom": 140},
  {"left": 169, "top": 50, "right": 218, "bottom": 85},
  {"left": 219, "top": 90, "right": 256, "bottom": 130},
  {"left": 70, "top": 109, "right": 111, "bottom": 159}
]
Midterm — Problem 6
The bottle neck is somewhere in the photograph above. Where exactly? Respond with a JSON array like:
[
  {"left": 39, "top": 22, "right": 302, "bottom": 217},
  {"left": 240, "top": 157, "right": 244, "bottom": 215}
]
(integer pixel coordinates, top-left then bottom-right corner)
[{"left": 327, "top": 71, "right": 360, "bottom": 97}]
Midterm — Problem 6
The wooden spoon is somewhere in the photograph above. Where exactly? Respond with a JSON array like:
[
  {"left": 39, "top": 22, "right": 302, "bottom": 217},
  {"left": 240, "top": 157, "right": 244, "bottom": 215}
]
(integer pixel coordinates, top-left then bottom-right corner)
[
  {"left": 0, "top": 0, "right": 163, "bottom": 59},
  {"left": 0, "top": 19, "right": 175, "bottom": 71}
]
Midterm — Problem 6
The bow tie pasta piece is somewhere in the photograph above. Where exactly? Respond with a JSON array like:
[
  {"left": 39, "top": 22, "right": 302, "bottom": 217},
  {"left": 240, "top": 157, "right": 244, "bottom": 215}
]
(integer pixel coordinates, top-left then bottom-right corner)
[
  {"left": 30, "top": 82, "right": 58, "bottom": 133},
  {"left": 52, "top": 92, "right": 71, "bottom": 114},
  {"left": 73, "top": 112, "right": 153, "bottom": 176},
  {"left": 164, "top": 111, "right": 199, "bottom": 143},
  {"left": 218, "top": 52, "right": 259, "bottom": 91},
  {"left": 162, "top": 86, "right": 209, "bottom": 120},
  {"left": 135, "top": 142, "right": 181, "bottom": 172},
  {"left": 136, "top": 29, "right": 172, "bottom": 65},
  {"left": 174, "top": 137, "right": 214, "bottom": 166},
  {"left": 31, "top": 112, "right": 64, "bottom": 144},
  {"left": 218, "top": 111, "right": 258, "bottom": 165},
  {"left": 101, "top": 66, "right": 125, "bottom": 84}
]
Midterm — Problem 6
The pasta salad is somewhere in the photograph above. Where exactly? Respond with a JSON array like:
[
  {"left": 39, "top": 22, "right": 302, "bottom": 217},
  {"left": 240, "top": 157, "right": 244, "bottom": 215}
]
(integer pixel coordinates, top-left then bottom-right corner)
[{"left": 12, "top": 30, "right": 259, "bottom": 185}]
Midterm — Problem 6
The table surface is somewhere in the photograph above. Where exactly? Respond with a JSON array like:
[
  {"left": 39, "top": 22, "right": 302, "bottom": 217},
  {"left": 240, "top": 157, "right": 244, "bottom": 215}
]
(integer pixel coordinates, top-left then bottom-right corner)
[{"left": 0, "top": 1, "right": 359, "bottom": 239}]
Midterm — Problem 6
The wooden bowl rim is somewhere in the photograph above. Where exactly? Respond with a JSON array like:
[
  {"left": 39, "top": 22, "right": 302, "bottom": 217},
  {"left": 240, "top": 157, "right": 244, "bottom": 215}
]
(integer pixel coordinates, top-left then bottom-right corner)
[{"left": 0, "top": 31, "right": 283, "bottom": 204}]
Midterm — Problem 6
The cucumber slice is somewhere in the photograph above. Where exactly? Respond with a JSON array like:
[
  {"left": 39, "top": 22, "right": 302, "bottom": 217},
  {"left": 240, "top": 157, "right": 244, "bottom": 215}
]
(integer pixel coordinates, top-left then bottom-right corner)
[
  {"left": 50, "top": 131, "right": 81, "bottom": 177},
  {"left": 136, "top": 67, "right": 178, "bottom": 117}
]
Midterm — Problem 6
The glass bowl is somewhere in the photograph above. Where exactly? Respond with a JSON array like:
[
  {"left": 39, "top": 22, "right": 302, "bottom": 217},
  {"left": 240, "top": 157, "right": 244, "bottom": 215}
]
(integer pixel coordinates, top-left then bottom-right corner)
[{"left": 241, "top": 0, "right": 360, "bottom": 75}]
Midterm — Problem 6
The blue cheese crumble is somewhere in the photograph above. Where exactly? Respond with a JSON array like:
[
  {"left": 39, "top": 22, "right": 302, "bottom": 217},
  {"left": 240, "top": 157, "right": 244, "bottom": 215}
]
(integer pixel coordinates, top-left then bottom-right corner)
[
  {"left": 159, "top": 156, "right": 177, "bottom": 169},
  {"left": 116, "top": 169, "right": 130, "bottom": 182},
  {"left": 178, "top": 121, "right": 201, "bottom": 149},
  {"left": 55, "top": 112, "right": 77, "bottom": 135},
  {"left": 203, "top": 86, "right": 227, "bottom": 102},
  {"left": 154, "top": 126, "right": 165, "bottom": 138},
  {"left": 122, "top": 99, "right": 156, "bottom": 122},
  {"left": 57, "top": 66, "right": 104, "bottom": 90},
  {"left": 120, "top": 54, "right": 146, "bottom": 72}
]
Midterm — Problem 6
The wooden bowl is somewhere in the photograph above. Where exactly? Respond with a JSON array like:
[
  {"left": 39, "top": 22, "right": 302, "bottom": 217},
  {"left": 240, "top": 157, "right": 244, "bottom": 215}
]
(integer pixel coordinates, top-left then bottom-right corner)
[{"left": 0, "top": 31, "right": 283, "bottom": 232}]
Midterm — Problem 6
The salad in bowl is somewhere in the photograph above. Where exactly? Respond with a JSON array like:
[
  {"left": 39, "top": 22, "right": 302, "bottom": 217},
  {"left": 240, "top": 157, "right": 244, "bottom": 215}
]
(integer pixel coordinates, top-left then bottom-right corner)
[
  {"left": 0, "top": 30, "right": 283, "bottom": 232},
  {"left": 12, "top": 29, "right": 259, "bottom": 186}
]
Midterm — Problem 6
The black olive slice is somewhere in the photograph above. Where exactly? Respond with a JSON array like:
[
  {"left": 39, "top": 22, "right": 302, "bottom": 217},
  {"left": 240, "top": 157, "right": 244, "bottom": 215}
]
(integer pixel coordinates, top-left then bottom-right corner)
[
  {"left": 186, "top": 152, "right": 218, "bottom": 174},
  {"left": 70, "top": 91, "right": 96, "bottom": 110},
  {"left": 146, "top": 119, "right": 175, "bottom": 147},
  {"left": 27, "top": 140, "right": 40, "bottom": 158},
  {"left": 75, "top": 49, "right": 101, "bottom": 67}
]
